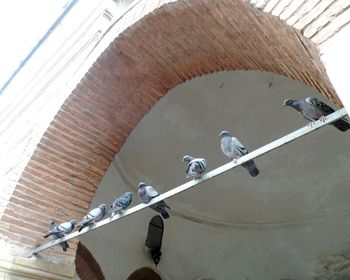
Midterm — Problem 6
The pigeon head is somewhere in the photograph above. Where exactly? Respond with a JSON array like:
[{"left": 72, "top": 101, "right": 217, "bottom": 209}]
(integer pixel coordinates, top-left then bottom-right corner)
[
  {"left": 125, "top": 192, "right": 133, "bottom": 198},
  {"left": 99, "top": 204, "right": 107, "bottom": 211},
  {"left": 283, "top": 99, "right": 296, "bottom": 108},
  {"left": 183, "top": 155, "right": 194, "bottom": 162},
  {"left": 70, "top": 220, "right": 77, "bottom": 226},
  {"left": 218, "top": 131, "right": 231, "bottom": 138},
  {"left": 138, "top": 182, "right": 147, "bottom": 189}
]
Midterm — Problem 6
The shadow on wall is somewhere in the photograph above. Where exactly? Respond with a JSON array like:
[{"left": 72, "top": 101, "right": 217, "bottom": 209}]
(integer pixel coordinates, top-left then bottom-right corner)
[{"left": 127, "top": 267, "right": 162, "bottom": 280}]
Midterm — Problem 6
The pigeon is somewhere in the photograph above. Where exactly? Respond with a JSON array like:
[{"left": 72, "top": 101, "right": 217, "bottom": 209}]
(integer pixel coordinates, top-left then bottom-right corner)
[
  {"left": 138, "top": 182, "right": 170, "bottom": 219},
  {"left": 283, "top": 97, "right": 350, "bottom": 132},
  {"left": 44, "top": 220, "right": 76, "bottom": 238},
  {"left": 110, "top": 192, "right": 133, "bottom": 217},
  {"left": 219, "top": 131, "right": 259, "bottom": 177},
  {"left": 78, "top": 204, "right": 106, "bottom": 232},
  {"left": 183, "top": 155, "right": 207, "bottom": 180},
  {"left": 44, "top": 220, "right": 75, "bottom": 252}
]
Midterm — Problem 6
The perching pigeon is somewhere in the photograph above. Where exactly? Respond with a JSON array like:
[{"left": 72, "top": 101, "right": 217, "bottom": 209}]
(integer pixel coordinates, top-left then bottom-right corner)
[
  {"left": 110, "top": 192, "right": 133, "bottom": 217},
  {"left": 183, "top": 155, "right": 207, "bottom": 180},
  {"left": 44, "top": 220, "right": 76, "bottom": 238},
  {"left": 283, "top": 97, "right": 350, "bottom": 131},
  {"left": 138, "top": 182, "right": 170, "bottom": 219},
  {"left": 78, "top": 204, "right": 106, "bottom": 232},
  {"left": 44, "top": 220, "right": 75, "bottom": 252},
  {"left": 219, "top": 131, "right": 259, "bottom": 177}
]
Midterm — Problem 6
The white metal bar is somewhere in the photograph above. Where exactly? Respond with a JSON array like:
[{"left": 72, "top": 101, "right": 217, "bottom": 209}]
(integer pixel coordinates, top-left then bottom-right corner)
[{"left": 32, "top": 108, "right": 348, "bottom": 254}]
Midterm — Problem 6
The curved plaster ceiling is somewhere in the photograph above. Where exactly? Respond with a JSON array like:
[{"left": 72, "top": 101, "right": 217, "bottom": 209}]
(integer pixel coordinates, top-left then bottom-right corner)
[
  {"left": 113, "top": 70, "right": 350, "bottom": 227},
  {"left": 84, "top": 70, "right": 350, "bottom": 280}
]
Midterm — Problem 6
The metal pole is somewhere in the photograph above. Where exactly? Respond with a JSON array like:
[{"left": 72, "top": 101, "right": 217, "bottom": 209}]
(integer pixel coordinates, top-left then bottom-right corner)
[{"left": 32, "top": 108, "right": 348, "bottom": 254}]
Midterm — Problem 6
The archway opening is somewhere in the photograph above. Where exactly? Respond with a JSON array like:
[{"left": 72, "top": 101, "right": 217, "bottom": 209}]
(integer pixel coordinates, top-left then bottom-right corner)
[{"left": 127, "top": 267, "right": 162, "bottom": 280}]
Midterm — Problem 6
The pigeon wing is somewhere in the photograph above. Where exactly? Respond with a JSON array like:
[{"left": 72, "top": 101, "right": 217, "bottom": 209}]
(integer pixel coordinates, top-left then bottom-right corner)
[
  {"left": 120, "top": 194, "right": 132, "bottom": 207},
  {"left": 145, "top": 185, "right": 159, "bottom": 198},
  {"left": 79, "top": 208, "right": 100, "bottom": 225},
  {"left": 58, "top": 221, "right": 73, "bottom": 234},
  {"left": 185, "top": 162, "right": 190, "bottom": 174},
  {"left": 44, "top": 221, "right": 59, "bottom": 238},
  {"left": 306, "top": 97, "right": 335, "bottom": 115},
  {"left": 191, "top": 159, "right": 206, "bottom": 173},
  {"left": 232, "top": 137, "right": 248, "bottom": 155}
]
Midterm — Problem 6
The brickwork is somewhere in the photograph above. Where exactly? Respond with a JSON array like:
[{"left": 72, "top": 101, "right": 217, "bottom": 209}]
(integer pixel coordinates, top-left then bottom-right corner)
[
  {"left": 75, "top": 242, "right": 105, "bottom": 280},
  {"left": 255, "top": 0, "right": 350, "bottom": 45},
  {"left": 127, "top": 267, "right": 162, "bottom": 280},
  {"left": 0, "top": 0, "right": 343, "bottom": 265}
]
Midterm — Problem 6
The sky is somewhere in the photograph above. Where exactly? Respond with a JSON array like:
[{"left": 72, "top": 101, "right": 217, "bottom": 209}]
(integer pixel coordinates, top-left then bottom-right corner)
[{"left": 0, "top": 0, "right": 72, "bottom": 91}]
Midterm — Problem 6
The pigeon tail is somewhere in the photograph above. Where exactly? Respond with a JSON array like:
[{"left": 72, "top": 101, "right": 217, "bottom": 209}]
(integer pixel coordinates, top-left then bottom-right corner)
[
  {"left": 44, "top": 230, "right": 59, "bottom": 238},
  {"left": 78, "top": 223, "right": 90, "bottom": 232},
  {"left": 160, "top": 209, "right": 170, "bottom": 219},
  {"left": 59, "top": 241, "right": 69, "bottom": 252},
  {"left": 164, "top": 201, "right": 171, "bottom": 210},
  {"left": 332, "top": 119, "right": 350, "bottom": 132},
  {"left": 150, "top": 201, "right": 170, "bottom": 219},
  {"left": 242, "top": 160, "right": 259, "bottom": 177}
]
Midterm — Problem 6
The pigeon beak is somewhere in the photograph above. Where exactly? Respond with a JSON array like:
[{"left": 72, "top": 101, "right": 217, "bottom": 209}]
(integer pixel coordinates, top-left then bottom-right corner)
[{"left": 282, "top": 99, "right": 291, "bottom": 108}]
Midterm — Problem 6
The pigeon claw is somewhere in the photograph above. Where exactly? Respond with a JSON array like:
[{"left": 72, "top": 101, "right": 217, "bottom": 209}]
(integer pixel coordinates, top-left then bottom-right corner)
[
  {"left": 319, "top": 116, "right": 326, "bottom": 123},
  {"left": 232, "top": 156, "right": 240, "bottom": 164}
]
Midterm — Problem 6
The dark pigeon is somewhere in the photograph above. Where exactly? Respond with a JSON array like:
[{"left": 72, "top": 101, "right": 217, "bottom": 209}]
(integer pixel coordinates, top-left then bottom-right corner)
[
  {"left": 283, "top": 97, "right": 350, "bottom": 131},
  {"left": 138, "top": 182, "right": 170, "bottom": 219},
  {"left": 110, "top": 192, "right": 133, "bottom": 217}
]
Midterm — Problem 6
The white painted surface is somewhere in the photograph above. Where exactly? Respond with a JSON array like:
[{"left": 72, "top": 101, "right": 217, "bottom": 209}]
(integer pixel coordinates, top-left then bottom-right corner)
[{"left": 320, "top": 25, "right": 350, "bottom": 113}]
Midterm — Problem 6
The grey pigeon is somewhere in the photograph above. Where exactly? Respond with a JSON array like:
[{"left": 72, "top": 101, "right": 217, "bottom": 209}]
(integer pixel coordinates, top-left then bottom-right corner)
[
  {"left": 78, "top": 204, "right": 106, "bottom": 232},
  {"left": 138, "top": 182, "right": 170, "bottom": 219},
  {"left": 183, "top": 155, "right": 207, "bottom": 180},
  {"left": 110, "top": 192, "right": 133, "bottom": 217},
  {"left": 44, "top": 220, "right": 75, "bottom": 252},
  {"left": 44, "top": 220, "right": 76, "bottom": 238},
  {"left": 283, "top": 97, "right": 350, "bottom": 131},
  {"left": 219, "top": 131, "right": 259, "bottom": 177}
]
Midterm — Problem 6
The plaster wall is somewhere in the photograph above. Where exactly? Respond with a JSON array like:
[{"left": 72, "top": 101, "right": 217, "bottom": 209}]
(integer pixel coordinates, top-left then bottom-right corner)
[{"left": 81, "top": 71, "right": 350, "bottom": 280}]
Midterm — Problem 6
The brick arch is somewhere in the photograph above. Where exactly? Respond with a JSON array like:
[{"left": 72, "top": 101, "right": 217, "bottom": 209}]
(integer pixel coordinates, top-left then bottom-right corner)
[
  {"left": 127, "top": 267, "right": 162, "bottom": 280},
  {"left": 0, "top": 0, "right": 341, "bottom": 263},
  {"left": 75, "top": 242, "right": 105, "bottom": 280}
]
